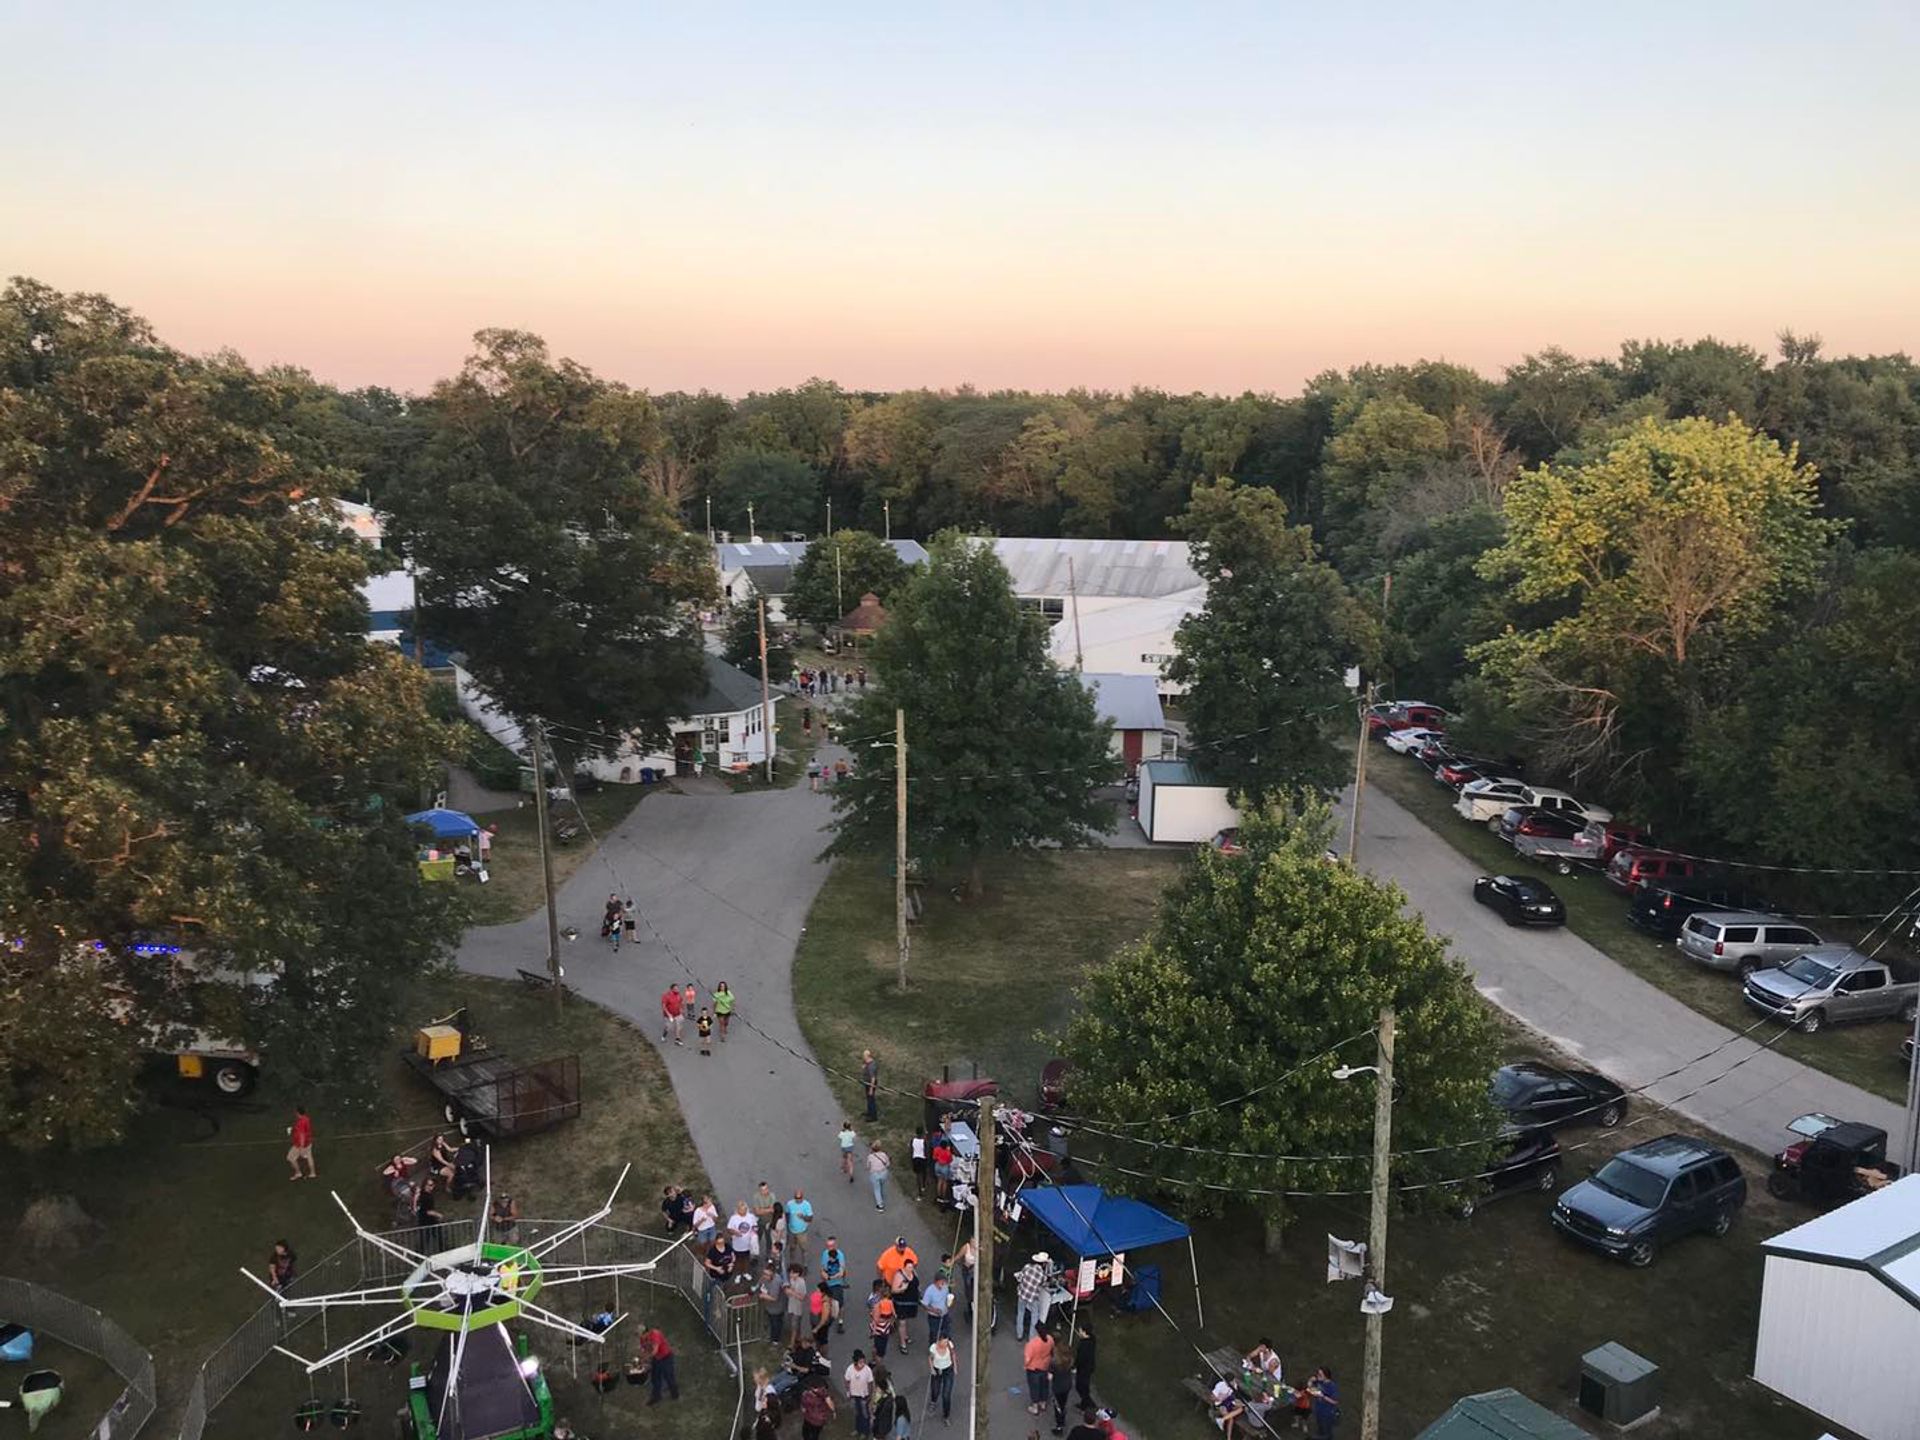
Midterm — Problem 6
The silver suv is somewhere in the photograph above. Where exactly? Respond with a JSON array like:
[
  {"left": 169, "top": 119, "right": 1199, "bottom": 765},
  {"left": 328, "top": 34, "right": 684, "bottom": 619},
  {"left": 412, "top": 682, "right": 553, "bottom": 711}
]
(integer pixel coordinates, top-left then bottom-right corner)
[{"left": 1679, "top": 912, "right": 1823, "bottom": 979}]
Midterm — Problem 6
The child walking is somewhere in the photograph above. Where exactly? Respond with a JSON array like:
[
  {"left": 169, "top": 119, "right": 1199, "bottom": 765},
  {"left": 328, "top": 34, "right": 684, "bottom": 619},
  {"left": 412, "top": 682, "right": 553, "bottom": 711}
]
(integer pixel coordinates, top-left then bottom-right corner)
[{"left": 696, "top": 1009, "right": 714, "bottom": 1055}]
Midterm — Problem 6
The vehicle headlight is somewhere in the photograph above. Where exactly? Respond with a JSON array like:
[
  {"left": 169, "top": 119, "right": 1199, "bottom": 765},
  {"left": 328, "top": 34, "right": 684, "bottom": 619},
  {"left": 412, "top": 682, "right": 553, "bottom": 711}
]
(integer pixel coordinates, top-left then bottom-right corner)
[{"left": 1605, "top": 1225, "right": 1629, "bottom": 1237}]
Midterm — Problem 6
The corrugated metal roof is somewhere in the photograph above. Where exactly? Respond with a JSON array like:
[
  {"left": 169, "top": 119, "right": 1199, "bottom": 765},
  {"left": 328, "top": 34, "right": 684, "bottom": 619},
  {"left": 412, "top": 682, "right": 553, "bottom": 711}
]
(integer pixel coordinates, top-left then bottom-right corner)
[
  {"left": 1766, "top": 1174, "right": 1920, "bottom": 1264},
  {"left": 716, "top": 539, "right": 930, "bottom": 572},
  {"left": 1079, "top": 672, "right": 1165, "bottom": 732},
  {"left": 990, "top": 538, "right": 1201, "bottom": 599}
]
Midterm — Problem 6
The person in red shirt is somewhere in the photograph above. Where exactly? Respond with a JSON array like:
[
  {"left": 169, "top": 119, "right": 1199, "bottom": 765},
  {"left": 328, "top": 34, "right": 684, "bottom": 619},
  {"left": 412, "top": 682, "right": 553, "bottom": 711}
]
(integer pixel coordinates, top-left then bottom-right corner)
[
  {"left": 931, "top": 1135, "right": 955, "bottom": 1203},
  {"left": 660, "top": 987, "right": 685, "bottom": 1046},
  {"left": 637, "top": 1324, "right": 678, "bottom": 1404},
  {"left": 286, "top": 1105, "right": 316, "bottom": 1180}
]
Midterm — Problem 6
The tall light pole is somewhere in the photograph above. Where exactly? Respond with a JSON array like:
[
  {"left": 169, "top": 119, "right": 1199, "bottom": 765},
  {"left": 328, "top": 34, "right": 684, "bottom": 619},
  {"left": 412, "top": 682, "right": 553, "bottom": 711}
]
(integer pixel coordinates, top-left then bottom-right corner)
[
  {"left": 1336, "top": 1006, "right": 1397, "bottom": 1440},
  {"left": 757, "top": 597, "right": 775, "bottom": 784},
  {"left": 894, "top": 707, "right": 909, "bottom": 993},
  {"left": 883, "top": 499, "right": 891, "bottom": 541},
  {"left": 528, "top": 721, "right": 564, "bottom": 1017},
  {"left": 1347, "top": 683, "right": 1375, "bottom": 863},
  {"left": 705, "top": 495, "right": 713, "bottom": 543}
]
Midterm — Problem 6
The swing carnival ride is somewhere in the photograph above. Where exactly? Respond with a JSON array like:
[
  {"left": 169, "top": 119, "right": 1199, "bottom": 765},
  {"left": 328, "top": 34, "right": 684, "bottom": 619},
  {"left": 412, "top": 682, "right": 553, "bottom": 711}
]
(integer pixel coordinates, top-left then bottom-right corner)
[{"left": 241, "top": 1161, "right": 685, "bottom": 1440}]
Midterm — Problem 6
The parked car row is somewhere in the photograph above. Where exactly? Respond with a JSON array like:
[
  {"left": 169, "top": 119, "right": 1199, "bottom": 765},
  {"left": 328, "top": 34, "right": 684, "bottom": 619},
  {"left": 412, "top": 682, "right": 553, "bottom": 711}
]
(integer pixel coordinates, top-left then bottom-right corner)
[{"left": 1373, "top": 698, "right": 1920, "bottom": 1048}]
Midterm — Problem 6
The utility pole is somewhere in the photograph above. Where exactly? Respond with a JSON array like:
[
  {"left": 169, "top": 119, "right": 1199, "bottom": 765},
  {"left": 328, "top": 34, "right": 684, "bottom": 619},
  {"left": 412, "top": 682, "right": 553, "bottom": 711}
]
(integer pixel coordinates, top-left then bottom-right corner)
[
  {"left": 757, "top": 597, "right": 775, "bottom": 784},
  {"left": 835, "top": 538, "right": 845, "bottom": 620},
  {"left": 1903, "top": 998, "right": 1920, "bottom": 1171},
  {"left": 826, "top": 496, "right": 832, "bottom": 540},
  {"left": 973, "top": 1100, "right": 996, "bottom": 1440},
  {"left": 895, "top": 706, "right": 909, "bottom": 993},
  {"left": 747, "top": 500, "right": 756, "bottom": 541},
  {"left": 1360, "top": 1006, "right": 1397, "bottom": 1440},
  {"left": 1346, "top": 682, "right": 1374, "bottom": 863},
  {"left": 883, "top": 499, "right": 891, "bottom": 542},
  {"left": 705, "top": 495, "right": 713, "bottom": 543},
  {"left": 528, "top": 721, "right": 564, "bottom": 1016},
  {"left": 1067, "top": 555, "right": 1085, "bottom": 671}
]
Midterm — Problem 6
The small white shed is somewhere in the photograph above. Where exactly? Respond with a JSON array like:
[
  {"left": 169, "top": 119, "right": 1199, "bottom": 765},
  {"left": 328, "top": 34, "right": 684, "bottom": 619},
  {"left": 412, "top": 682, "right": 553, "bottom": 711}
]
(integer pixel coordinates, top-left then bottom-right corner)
[
  {"left": 1136, "top": 759, "right": 1237, "bottom": 844},
  {"left": 1754, "top": 1173, "right": 1920, "bottom": 1440}
]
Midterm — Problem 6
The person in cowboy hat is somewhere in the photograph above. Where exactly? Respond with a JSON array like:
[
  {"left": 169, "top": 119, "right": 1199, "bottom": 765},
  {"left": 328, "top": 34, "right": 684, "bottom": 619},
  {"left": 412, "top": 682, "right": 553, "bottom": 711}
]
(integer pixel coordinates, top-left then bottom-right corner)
[{"left": 1015, "top": 1250, "right": 1055, "bottom": 1340}]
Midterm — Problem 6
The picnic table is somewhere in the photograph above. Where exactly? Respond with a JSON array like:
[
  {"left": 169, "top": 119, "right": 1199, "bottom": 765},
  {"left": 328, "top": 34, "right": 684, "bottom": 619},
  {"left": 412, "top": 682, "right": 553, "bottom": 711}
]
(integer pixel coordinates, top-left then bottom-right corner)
[{"left": 1187, "top": 1347, "right": 1291, "bottom": 1436}]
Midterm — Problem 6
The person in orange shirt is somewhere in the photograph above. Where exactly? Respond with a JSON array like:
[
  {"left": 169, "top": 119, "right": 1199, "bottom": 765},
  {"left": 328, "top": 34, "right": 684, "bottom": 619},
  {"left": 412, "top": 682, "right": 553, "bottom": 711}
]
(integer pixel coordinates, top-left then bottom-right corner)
[
  {"left": 877, "top": 1236, "right": 919, "bottom": 1286},
  {"left": 1022, "top": 1324, "right": 1054, "bottom": 1415},
  {"left": 866, "top": 1278, "right": 898, "bottom": 1358}
]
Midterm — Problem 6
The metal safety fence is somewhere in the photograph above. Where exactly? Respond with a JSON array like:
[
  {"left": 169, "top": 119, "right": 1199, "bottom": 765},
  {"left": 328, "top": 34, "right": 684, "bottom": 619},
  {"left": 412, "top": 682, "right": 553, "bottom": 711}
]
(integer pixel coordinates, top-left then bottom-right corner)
[
  {"left": 176, "top": 1218, "right": 714, "bottom": 1440},
  {"left": 0, "top": 1274, "right": 158, "bottom": 1440}
]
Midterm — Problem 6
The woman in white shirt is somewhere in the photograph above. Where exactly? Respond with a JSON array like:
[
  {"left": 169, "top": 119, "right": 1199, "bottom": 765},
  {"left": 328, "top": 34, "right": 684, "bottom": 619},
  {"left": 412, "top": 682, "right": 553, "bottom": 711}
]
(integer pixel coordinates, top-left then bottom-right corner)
[
  {"left": 926, "top": 1334, "right": 956, "bottom": 1421},
  {"left": 726, "top": 1201, "right": 759, "bottom": 1268},
  {"left": 691, "top": 1195, "right": 719, "bottom": 1246}
]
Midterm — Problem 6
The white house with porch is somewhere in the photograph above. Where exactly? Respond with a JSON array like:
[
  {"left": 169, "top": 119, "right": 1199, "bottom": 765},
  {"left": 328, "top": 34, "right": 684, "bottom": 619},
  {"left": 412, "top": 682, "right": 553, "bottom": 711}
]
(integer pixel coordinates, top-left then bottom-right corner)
[{"left": 454, "top": 654, "right": 778, "bottom": 782}]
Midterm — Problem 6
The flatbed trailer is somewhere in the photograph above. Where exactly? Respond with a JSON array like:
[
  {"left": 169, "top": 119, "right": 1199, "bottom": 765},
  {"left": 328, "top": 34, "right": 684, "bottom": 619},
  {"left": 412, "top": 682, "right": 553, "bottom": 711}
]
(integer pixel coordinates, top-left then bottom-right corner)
[{"left": 401, "top": 1008, "right": 580, "bottom": 1140}]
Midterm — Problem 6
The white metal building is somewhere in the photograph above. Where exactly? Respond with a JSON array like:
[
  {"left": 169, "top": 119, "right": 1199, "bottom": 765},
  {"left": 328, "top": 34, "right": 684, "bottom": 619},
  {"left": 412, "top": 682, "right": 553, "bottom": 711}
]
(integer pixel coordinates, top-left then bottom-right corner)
[
  {"left": 716, "top": 539, "right": 929, "bottom": 622},
  {"left": 1136, "top": 759, "right": 1237, "bottom": 844},
  {"left": 1754, "top": 1174, "right": 1920, "bottom": 1440},
  {"left": 1049, "top": 583, "right": 1206, "bottom": 694}
]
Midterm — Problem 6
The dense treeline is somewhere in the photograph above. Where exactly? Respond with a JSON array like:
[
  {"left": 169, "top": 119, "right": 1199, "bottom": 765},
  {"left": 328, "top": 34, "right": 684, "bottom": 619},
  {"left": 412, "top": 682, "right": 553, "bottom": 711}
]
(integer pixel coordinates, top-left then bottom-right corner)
[{"left": 181, "top": 328, "right": 1920, "bottom": 893}]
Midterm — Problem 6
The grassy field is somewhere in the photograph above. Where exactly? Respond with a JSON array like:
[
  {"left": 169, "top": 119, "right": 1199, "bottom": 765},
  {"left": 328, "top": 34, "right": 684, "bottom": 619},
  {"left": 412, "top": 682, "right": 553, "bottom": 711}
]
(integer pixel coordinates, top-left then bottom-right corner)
[
  {"left": 791, "top": 849, "right": 1183, "bottom": 1142},
  {"left": 0, "top": 977, "right": 732, "bottom": 1440},
  {"left": 465, "top": 784, "right": 652, "bottom": 925},
  {"left": 1366, "top": 753, "right": 1913, "bottom": 1104},
  {"left": 789, "top": 847, "right": 1831, "bottom": 1440}
]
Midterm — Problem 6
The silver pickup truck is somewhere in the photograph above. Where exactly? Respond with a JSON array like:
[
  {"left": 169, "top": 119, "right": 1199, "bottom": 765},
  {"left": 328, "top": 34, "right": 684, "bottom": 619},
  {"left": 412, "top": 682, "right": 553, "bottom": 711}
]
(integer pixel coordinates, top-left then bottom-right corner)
[
  {"left": 1513, "top": 824, "right": 1608, "bottom": 876},
  {"left": 1742, "top": 946, "right": 1920, "bottom": 1034}
]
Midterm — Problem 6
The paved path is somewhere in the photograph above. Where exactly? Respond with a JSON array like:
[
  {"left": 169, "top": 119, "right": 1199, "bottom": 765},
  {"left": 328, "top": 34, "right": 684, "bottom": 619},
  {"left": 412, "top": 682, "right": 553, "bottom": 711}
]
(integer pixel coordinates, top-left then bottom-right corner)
[
  {"left": 1341, "top": 786, "right": 1907, "bottom": 1154},
  {"left": 456, "top": 756, "right": 1022, "bottom": 1431}
]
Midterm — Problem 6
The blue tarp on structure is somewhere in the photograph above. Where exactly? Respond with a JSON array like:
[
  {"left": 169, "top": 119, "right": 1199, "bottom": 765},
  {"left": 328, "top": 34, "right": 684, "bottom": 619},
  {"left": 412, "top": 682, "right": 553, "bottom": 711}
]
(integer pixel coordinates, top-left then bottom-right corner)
[
  {"left": 405, "top": 808, "right": 481, "bottom": 840},
  {"left": 1020, "top": 1184, "right": 1190, "bottom": 1257}
]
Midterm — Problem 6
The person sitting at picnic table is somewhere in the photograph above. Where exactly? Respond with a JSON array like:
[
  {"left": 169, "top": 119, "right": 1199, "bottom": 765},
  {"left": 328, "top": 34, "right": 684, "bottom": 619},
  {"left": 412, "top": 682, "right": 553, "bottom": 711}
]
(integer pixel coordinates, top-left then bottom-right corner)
[
  {"left": 1245, "top": 1338, "right": 1283, "bottom": 1386},
  {"left": 1211, "top": 1377, "right": 1247, "bottom": 1438}
]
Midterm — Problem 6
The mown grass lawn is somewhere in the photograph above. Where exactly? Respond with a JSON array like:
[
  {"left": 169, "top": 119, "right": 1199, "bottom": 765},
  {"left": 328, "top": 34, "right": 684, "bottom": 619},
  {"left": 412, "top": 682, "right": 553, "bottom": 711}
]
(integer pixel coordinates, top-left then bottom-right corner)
[
  {"left": 790, "top": 847, "right": 1828, "bottom": 1440},
  {"left": 464, "top": 784, "right": 652, "bottom": 926},
  {"left": 1367, "top": 752, "right": 1913, "bottom": 1104},
  {"left": 1, "top": 977, "right": 732, "bottom": 1440}
]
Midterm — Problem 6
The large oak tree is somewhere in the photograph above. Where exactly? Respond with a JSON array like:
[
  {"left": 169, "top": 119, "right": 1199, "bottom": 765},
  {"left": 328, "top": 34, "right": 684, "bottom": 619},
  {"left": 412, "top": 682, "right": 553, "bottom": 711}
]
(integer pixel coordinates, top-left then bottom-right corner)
[{"left": 0, "top": 279, "right": 459, "bottom": 1146}]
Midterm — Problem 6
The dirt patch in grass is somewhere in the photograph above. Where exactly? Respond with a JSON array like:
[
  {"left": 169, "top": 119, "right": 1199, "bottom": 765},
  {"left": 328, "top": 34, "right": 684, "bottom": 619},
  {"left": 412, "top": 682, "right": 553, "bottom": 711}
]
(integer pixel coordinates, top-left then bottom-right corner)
[
  {"left": 465, "top": 784, "right": 653, "bottom": 926},
  {"left": 1368, "top": 754, "right": 1912, "bottom": 1104},
  {"left": 0, "top": 977, "right": 730, "bottom": 1440}
]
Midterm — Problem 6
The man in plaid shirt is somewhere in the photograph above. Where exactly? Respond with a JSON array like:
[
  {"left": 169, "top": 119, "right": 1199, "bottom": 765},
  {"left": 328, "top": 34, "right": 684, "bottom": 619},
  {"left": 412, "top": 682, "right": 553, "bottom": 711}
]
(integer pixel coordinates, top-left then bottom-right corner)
[{"left": 1016, "top": 1250, "right": 1055, "bottom": 1340}]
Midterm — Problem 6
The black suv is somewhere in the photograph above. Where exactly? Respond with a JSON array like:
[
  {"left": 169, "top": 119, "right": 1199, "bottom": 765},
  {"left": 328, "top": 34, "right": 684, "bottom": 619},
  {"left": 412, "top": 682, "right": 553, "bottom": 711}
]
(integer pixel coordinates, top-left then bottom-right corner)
[
  {"left": 1551, "top": 1134, "right": 1745, "bottom": 1267},
  {"left": 1626, "top": 877, "right": 1775, "bottom": 939}
]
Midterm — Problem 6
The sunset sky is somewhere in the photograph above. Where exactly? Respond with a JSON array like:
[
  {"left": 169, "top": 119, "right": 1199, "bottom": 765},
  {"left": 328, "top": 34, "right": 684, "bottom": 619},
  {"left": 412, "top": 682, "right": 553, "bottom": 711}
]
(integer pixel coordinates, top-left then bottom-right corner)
[{"left": 5, "top": 2, "right": 1915, "bottom": 397}]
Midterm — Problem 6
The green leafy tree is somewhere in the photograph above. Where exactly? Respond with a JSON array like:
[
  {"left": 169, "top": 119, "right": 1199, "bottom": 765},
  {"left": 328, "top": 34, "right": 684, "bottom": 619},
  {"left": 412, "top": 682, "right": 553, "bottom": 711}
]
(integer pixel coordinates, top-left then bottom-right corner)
[
  {"left": 1059, "top": 801, "right": 1500, "bottom": 1248},
  {"left": 1166, "top": 481, "right": 1371, "bottom": 803},
  {"left": 382, "top": 330, "right": 716, "bottom": 746},
  {"left": 1471, "top": 415, "right": 1838, "bottom": 791},
  {"left": 720, "top": 598, "right": 793, "bottom": 683},
  {"left": 713, "top": 446, "right": 821, "bottom": 537},
  {"left": 786, "top": 529, "right": 910, "bottom": 631},
  {"left": 0, "top": 279, "right": 459, "bottom": 1147},
  {"left": 827, "top": 533, "right": 1117, "bottom": 894}
]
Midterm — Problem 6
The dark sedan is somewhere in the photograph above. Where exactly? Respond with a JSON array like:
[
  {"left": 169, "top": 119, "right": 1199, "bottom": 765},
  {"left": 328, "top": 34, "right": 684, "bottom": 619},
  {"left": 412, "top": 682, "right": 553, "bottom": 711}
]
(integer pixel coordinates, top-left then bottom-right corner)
[
  {"left": 1492, "top": 1061, "right": 1627, "bottom": 1131},
  {"left": 1453, "top": 1126, "right": 1562, "bottom": 1219},
  {"left": 1473, "top": 874, "right": 1567, "bottom": 927}
]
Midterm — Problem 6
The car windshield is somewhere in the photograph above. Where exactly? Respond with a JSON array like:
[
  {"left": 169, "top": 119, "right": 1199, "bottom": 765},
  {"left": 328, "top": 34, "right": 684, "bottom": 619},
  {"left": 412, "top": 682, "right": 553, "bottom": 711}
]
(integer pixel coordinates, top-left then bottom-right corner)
[
  {"left": 1489, "top": 1069, "right": 1536, "bottom": 1106},
  {"left": 1590, "top": 1158, "right": 1668, "bottom": 1209},
  {"left": 1779, "top": 955, "right": 1839, "bottom": 987}
]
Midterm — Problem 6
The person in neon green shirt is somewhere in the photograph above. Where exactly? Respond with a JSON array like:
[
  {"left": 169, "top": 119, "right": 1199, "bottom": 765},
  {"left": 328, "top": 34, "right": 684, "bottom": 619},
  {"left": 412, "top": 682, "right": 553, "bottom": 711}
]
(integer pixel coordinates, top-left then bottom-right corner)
[{"left": 713, "top": 981, "right": 735, "bottom": 1042}]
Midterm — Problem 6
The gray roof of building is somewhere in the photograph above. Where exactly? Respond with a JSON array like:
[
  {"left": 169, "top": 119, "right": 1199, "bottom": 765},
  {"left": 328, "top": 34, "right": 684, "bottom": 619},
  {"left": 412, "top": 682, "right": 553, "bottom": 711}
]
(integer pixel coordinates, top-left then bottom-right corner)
[
  {"left": 716, "top": 538, "right": 930, "bottom": 596},
  {"left": 989, "top": 538, "right": 1201, "bottom": 599},
  {"left": 1079, "top": 672, "right": 1165, "bottom": 732},
  {"left": 687, "top": 653, "right": 769, "bottom": 717}
]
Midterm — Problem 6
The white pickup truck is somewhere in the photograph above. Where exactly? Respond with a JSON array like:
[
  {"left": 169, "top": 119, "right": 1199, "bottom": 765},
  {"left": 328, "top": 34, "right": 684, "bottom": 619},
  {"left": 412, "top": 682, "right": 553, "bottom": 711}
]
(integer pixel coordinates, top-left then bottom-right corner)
[{"left": 1743, "top": 947, "right": 1920, "bottom": 1034}]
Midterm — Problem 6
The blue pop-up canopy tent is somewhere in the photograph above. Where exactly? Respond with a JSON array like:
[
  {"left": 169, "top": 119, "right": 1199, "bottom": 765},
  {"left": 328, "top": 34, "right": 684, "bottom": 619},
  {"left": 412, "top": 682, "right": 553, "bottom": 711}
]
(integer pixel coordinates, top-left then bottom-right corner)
[
  {"left": 404, "top": 808, "right": 481, "bottom": 841},
  {"left": 1018, "top": 1183, "right": 1206, "bottom": 1324}
]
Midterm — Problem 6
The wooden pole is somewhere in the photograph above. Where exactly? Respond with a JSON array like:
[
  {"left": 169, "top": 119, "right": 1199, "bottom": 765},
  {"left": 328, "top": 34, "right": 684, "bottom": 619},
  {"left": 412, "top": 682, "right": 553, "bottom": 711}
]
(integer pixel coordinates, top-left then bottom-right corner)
[
  {"left": 895, "top": 706, "right": 909, "bottom": 994},
  {"left": 972, "top": 1101, "right": 995, "bottom": 1440},
  {"left": 529, "top": 721, "right": 563, "bottom": 1015},
  {"left": 1067, "top": 555, "right": 1085, "bottom": 671},
  {"left": 1347, "top": 681, "right": 1374, "bottom": 863},
  {"left": 757, "top": 597, "right": 774, "bottom": 784},
  {"left": 1360, "top": 1006, "right": 1396, "bottom": 1440}
]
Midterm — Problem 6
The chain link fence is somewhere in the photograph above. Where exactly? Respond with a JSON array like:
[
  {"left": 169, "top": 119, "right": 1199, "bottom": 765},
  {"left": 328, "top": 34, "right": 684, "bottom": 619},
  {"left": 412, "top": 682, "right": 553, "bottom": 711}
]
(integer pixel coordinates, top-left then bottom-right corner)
[
  {"left": 177, "top": 1218, "right": 715, "bottom": 1440},
  {"left": 0, "top": 1275, "right": 157, "bottom": 1440}
]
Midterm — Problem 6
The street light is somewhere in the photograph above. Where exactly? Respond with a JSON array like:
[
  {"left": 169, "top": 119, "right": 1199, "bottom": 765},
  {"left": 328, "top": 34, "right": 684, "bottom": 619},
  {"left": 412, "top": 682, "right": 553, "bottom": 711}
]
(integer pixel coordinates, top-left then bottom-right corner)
[{"left": 1333, "top": 1008, "right": 1397, "bottom": 1440}]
